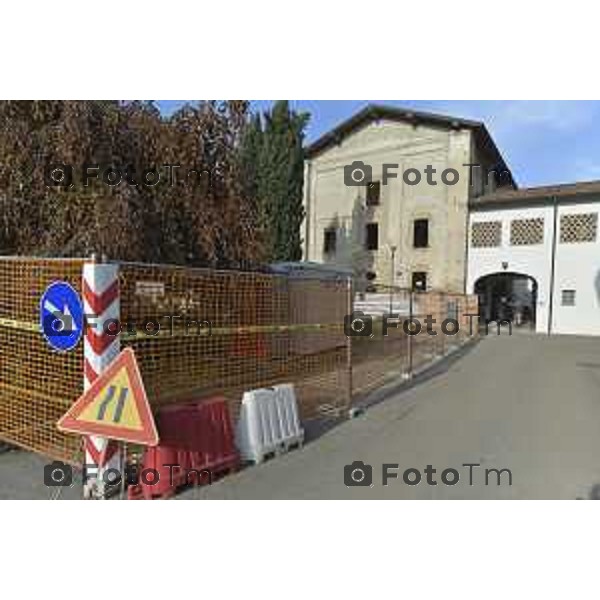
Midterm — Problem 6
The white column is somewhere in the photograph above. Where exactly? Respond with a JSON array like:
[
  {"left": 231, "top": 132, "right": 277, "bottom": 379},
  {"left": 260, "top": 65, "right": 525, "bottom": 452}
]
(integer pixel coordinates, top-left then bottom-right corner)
[{"left": 82, "top": 259, "right": 122, "bottom": 499}]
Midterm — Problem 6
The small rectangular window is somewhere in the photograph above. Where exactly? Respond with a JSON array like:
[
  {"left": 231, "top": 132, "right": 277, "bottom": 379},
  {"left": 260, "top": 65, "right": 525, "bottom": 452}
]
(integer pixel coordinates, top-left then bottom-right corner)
[
  {"left": 365, "top": 223, "right": 378, "bottom": 250},
  {"left": 412, "top": 271, "right": 427, "bottom": 292},
  {"left": 366, "top": 181, "right": 380, "bottom": 206},
  {"left": 365, "top": 271, "right": 377, "bottom": 293},
  {"left": 413, "top": 218, "right": 429, "bottom": 248},
  {"left": 561, "top": 289, "right": 576, "bottom": 306},
  {"left": 323, "top": 228, "right": 336, "bottom": 254}
]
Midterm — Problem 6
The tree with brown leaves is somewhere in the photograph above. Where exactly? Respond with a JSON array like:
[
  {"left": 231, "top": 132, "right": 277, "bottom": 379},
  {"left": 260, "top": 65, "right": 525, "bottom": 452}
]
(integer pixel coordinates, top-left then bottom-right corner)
[{"left": 0, "top": 100, "right": 267, "bottom": 269}]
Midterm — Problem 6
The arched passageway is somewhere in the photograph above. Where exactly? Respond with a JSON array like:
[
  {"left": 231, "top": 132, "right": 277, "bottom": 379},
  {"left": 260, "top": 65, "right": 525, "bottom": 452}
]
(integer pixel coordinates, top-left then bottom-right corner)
[{"left": 474, "top": 272, "right": 538, "bottom": 329}]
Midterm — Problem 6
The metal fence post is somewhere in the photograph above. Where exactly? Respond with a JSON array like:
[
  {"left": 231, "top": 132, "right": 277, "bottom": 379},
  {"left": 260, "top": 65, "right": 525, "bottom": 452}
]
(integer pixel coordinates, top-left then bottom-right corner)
[
  {"left": 407, "top": 288, "right": 414, "bottom": 379},
  {"left": 440, "top": 292, "right": 447, "bottom": 356},
  {"left": 346, "top": 275, "right": 353, "bottom": 415}
]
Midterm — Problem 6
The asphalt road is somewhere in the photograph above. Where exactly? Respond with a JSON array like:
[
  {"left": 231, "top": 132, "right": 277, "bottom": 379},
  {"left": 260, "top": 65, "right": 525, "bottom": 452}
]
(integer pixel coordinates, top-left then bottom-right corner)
[
  {"left": 0, "top": 449, "right": 82, "bottom": 500},
  {"left": 179, "top": 332, "right": 600, "bottom": 499},
  {"left": 3, "top": 331, "right": 600, "bottom": 499}
]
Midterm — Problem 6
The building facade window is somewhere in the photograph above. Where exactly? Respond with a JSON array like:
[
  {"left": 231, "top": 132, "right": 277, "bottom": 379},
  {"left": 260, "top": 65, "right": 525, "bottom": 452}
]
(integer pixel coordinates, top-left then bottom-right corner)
[
  {"left": 561, "top": 290, "right": 576, "bottom": 306},
  {"left": 413, "top": 218, "right": 429, "bottom": 248},
  {"left": 323, "top": 228, "right": 336, "bottom": 255},
  {"left": 366, "top": 181, "right": 381, "bottom": 206},
  {"left": 471, "top": 221, "right": 502, "bottom": 247},
  {"left": 560, "top": 212, "right": 598, "bottom": 243},
  {"left": 412, "top": 271, "right": 427, "bottom": 292},
  {"left": 365, "top": 270, "right": 377, "bottom": 292},
  {"left": 510, "top": 218, "right": 544, "bottom": 245},
  {"left": 365, "top": 223, "right": 379, "bottom": 250}
]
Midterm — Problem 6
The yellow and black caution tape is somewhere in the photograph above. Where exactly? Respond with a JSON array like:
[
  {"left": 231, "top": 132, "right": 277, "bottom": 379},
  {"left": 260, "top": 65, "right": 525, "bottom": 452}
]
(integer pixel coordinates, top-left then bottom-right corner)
[
  {"left": 0, "top": 316, "right": 345, "bottom": 339},
  {"left": 0, "top": 317, "right": 41, "bottom": 333}
]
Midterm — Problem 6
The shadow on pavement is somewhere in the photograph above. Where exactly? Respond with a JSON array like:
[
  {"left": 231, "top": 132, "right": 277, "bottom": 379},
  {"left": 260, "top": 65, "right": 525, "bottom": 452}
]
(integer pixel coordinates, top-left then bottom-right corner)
[{"left": 303, "top": 337, "right": 481, "bottom": 445}]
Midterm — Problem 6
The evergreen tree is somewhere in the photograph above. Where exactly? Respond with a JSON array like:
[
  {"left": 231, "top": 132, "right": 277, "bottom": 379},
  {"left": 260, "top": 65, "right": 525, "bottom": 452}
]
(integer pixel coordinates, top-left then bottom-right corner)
[
  {"left": 238, "top": 112, "right": 265, "bottom": 236},
  {"left": 240, "top": 101, "right": 309, "bottom": 263}
]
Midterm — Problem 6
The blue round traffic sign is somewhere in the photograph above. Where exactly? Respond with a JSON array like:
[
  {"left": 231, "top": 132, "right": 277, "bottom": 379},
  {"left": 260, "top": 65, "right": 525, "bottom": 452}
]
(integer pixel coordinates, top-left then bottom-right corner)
[{"left": 40, "top": 281, "right": 84, "bottom": 352}]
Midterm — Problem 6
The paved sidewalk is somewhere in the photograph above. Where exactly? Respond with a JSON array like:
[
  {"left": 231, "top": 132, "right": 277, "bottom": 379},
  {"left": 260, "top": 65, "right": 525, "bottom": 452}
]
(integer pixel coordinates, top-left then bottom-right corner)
[
  {"left": 0, "top": 450, "right": 81, "bottom": 500},
  {"left": 179, "top": 333, "right": 600, "bottom": 499},
  {"left": 3, "top": 332, "right": 600, "bottom": 499}
]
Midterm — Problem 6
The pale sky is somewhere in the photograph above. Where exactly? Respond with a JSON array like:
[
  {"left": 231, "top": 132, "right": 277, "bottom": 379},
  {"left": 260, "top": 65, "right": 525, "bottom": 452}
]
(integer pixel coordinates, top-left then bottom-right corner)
[{"left": 157, "top": 100, "right": 600, "bottom": 189}]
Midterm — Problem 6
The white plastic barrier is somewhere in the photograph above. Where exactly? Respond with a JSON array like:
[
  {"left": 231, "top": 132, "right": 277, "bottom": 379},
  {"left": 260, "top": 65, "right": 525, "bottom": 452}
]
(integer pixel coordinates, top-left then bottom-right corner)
[{"left": 236, "top": 383, "right": 304, "bottom": 464}]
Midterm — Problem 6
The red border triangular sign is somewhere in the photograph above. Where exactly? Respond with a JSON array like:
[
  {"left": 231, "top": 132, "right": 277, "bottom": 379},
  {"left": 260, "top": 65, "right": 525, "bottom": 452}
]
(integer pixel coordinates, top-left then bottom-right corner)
[{"left": 58, "top": 348, "right": 159, "bottom": 446}]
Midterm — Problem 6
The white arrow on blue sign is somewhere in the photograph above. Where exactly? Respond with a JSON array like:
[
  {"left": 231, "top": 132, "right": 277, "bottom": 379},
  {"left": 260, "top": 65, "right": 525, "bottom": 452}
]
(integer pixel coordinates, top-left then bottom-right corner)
[{"left": 40, "top": 281, "right": 85, "bottom": 352}]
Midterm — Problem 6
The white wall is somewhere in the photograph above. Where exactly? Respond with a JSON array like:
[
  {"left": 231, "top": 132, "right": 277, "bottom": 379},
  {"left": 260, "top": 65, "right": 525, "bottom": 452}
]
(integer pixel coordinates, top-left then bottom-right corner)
[
  {"left": 467, "top": 198, "right": 600, "bottom": 336},
  {"left": 553, "top": 201, "right": 600, "bottom": 335},
  {"left": 467, "top": 204, "right": 554, "bottom": 334}
]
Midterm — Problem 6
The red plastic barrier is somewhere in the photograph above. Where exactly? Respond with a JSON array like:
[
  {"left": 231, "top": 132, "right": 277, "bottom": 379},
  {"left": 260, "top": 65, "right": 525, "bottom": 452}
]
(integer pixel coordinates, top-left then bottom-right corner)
[{"left": 128, "top": 396, "right": 239, "bottom": 500}]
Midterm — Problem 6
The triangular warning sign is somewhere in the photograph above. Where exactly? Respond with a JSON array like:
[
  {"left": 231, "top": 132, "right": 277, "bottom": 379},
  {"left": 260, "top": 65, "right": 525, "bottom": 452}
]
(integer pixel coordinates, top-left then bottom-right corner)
[{"left": 58, "top": 348, "right": 159, "bottom": 446}]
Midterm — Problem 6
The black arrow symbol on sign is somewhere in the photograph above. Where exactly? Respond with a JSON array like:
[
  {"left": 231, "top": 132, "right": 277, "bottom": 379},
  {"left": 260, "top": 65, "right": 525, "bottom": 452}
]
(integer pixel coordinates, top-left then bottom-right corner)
[{"left": 96, "top": 385, "right": 129, "bottom": 423}]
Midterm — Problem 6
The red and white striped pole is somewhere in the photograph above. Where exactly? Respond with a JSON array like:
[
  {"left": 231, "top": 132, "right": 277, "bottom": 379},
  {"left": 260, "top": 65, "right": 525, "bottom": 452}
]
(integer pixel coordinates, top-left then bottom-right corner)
[{"left": 82, "top": 256, "right": 122, "bottom": 499}]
